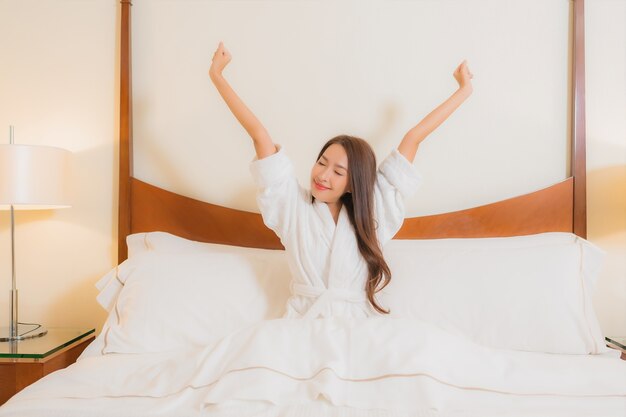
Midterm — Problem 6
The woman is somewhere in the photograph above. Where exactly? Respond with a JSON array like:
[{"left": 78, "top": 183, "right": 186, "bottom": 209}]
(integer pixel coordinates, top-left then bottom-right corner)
[{"left": 209, "top": 41, "right": 473, "bottom": 318}]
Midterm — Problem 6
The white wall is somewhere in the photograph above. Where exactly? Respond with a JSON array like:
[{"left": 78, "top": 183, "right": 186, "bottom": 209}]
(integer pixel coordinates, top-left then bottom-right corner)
[
  {"left": 131, "top": 0, "right": 571, "bottom": 215},
  {"left": 586, "top": 0, "right": 626, "bottom": 337},
  {"left": 0, "top": 0, "right": 623, "bottom": 336},
  {"left": 0, "top": 1, "right": 117, "bottom": 331}
]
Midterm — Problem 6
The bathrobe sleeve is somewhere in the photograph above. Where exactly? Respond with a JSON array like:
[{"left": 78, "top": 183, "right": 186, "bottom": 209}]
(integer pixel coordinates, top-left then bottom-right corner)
[
  {"left": 374, "top": 149, "right": 423, "bottom": 245},
  {"left": 249, "top": 145, "right": 303, "bottom": 242}
]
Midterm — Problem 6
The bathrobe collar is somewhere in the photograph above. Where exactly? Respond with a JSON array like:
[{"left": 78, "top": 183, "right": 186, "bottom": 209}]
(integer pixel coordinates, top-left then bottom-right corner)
[{"left": 312, "top": 199, "right": 359, "bottom": 289}]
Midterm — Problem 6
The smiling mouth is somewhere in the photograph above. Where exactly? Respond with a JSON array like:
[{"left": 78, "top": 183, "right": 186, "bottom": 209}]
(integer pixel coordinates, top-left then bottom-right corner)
[{"left": 314, "top": 182, "right": 330, "bottom": 191}]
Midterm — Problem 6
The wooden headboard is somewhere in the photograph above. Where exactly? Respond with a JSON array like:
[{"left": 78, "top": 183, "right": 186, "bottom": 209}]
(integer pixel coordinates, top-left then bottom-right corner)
[{"left": 117, "top": 0, "right": 587, "bottom": 262}]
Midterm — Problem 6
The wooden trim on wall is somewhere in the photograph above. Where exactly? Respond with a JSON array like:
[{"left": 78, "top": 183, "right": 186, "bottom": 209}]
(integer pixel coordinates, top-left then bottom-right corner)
[
  {"left": 118, "top": 0, "right": 133, "bottom": 263},
  {"left": 397, "top": 178, "right": 574, "bottom": 239},
  {"left": 572, "top": 0, "right": 587, "bottom": 238},
  {"left": 129, "top": 178, "right": 283, "bottom": 249},
  {"left": 125, "top": 177, "right": 573, "bottom": 249}
]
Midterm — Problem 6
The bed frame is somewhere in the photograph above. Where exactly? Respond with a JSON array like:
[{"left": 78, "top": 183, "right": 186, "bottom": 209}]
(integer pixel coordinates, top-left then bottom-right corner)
[{"left": 117, "top": 0, "right": 587, "bottom": 262}]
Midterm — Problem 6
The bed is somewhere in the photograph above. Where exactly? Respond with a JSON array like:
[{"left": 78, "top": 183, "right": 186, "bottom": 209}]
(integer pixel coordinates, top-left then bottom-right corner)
[{"left": 0, "top": 0, "right": 625, "bottom": 416}]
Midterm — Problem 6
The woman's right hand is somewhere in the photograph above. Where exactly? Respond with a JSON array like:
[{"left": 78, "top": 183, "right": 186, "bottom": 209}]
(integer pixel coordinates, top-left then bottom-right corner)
[{"left": 209, "top": 41, "right": 232, "bottom": 78}]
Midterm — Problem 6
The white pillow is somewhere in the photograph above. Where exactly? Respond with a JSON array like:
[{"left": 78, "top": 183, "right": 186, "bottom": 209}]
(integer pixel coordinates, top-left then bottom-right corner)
[
  {"left": 379, "top": 232, "right": 608, "bottom": 354},
  {"left": 88, "top": 231, "right": 606, "bottom": 357},
  {"left": 126, "top": 231, "right": 271, "bottom": 258},
  {"left": 95, "top": 232, "right": 287, "bottom": 313},
  {"left": 95, "top": 232, "right": 291, "bottom": 354}
]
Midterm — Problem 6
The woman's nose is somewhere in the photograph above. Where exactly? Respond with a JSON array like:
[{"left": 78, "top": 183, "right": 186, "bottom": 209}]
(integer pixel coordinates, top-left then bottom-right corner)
[{"left": 319, "top": 167, "right": 331, "bottom": 181}]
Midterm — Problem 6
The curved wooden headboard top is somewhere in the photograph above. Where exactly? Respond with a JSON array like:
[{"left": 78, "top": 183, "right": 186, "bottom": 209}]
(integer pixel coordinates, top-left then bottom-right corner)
[{"left": 117, "top": 0, "right": 587, "bottom": 261}]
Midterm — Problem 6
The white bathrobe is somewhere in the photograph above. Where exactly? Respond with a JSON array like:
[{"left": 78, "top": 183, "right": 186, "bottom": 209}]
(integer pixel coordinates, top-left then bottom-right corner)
[{"left": 250, "top": 145, "right": 422, "bottom": 319}]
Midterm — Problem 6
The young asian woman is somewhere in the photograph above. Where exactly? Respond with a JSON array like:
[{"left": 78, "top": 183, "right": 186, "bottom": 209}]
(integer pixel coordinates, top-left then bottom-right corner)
[{"left": 209, "top": 41, "right": 473, "bottom": 318}]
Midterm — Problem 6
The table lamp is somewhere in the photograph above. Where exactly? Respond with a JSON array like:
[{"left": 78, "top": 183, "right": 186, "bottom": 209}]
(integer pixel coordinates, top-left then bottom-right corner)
[{"left": 0, "top": 127, "right": 71, "bottom": 342}]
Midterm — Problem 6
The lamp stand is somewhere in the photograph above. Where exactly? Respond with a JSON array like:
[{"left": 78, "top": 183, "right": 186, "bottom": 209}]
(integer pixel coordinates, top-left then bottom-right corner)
[
  {"left": 0, "top": 205, "right": 48, "bottom": 342},
  {"left": 0, "top": 128, "right": 48, "bottom": 342}
]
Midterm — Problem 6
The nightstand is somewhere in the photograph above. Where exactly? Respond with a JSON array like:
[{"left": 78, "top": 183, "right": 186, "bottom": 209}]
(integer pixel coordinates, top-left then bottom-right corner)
[
  {"left": 605, "top": 336, "right": 626, "bottom": 360},
  {"left": 0, "top": 327, "right": 95, "bottom": 405}
]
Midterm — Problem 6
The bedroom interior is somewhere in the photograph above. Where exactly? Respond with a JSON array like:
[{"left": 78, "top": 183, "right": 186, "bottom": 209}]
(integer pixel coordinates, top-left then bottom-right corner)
[
  {"left": 0, "top": 0, "right": 624, "bottom": 415},
  {"left": 0, "top": 0, "right": 623, "bottom": 339}
]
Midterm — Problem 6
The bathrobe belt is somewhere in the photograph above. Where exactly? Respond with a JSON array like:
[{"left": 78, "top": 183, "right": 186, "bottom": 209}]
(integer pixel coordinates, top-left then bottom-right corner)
[{"left": 290, "top": 282, "right": 367, "bottom": 319}]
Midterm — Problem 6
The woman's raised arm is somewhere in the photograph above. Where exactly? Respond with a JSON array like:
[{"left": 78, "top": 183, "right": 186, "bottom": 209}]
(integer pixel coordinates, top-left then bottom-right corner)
[
  {"left": 209, "top": 42, "right": 276, "bottom": 159},
  {"left": 397, "top": 60, "right": 474, "bottom": 163}
]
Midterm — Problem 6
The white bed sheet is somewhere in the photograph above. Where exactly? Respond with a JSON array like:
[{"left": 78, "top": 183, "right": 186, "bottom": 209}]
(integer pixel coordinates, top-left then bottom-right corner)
[{"left": 1, "top": 318, "right": 624, "bottom": 417}]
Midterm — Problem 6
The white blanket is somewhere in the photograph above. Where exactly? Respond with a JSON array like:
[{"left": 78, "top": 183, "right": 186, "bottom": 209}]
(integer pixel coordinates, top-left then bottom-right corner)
[{"left": 1, "top": 318, "right": 625, "bottom": 417}]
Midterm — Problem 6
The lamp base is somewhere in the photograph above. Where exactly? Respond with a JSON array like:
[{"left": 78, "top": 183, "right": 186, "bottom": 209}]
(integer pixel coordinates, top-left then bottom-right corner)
[{"left": 0, "top": 324, "right": 48, "bottom": 342}]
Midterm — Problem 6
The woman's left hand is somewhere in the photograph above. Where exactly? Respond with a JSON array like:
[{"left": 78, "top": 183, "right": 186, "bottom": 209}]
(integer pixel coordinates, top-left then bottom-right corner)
[{"left": 453, "top": 60, "right": 473, "bottom": 91}]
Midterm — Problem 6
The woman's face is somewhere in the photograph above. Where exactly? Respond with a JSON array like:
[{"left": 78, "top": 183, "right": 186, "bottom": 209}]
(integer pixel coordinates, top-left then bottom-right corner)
[{"left": 310, "top": 143, "right": 350, "bottom": 204}]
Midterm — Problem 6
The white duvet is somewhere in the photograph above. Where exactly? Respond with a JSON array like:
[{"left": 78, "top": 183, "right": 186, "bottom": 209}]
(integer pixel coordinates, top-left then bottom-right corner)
[{"left": 1, "top": 318, "right": 625, "bottom": 417}]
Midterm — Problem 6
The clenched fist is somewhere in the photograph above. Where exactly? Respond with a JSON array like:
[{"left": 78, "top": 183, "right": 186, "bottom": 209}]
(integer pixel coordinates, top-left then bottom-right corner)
[
  {"left": 453, "top": 60, "right": 473, "bottom": 90},
  {"left": 209, "top": 41, "right": 232, "bottom": 78}
]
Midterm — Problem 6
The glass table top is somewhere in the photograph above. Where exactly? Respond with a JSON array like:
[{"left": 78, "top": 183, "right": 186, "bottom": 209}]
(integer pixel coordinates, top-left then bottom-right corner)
[
  {"left": 605, "top": 336, "right": 626, "bottom": 351},
  {"left": 0, "top": 328, "right": 95, "bottom": 359}
]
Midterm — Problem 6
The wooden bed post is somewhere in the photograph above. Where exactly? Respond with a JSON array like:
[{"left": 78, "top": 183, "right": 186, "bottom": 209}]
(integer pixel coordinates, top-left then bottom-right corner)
[
  {"left": 119, "top": 0, "right": 133, "bottom": 262},
  {"left": 572, "top": 0, "right": 587, "bottom": 238}
]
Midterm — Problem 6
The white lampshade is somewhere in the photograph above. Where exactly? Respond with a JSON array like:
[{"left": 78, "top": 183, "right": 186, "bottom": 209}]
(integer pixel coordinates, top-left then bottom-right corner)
[{"left": 0, "top": 144, "right": 71, "bottom": 210}]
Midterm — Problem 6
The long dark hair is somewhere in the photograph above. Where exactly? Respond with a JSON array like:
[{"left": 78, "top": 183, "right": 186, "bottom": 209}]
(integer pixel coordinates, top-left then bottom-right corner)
[{"left": 316, "top": 135, "right": 391, "bottom": 314}]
